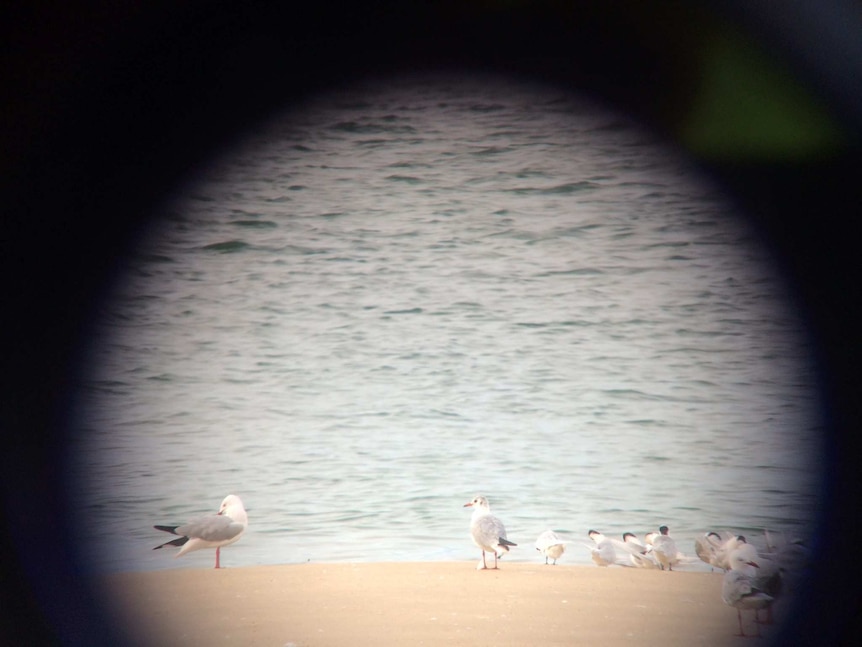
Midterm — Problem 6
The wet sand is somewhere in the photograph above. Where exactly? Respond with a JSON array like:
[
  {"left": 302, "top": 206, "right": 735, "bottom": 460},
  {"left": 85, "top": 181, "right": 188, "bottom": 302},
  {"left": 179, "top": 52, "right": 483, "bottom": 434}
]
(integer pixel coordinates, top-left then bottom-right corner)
[{"left": 100, "top": 562, "right": 779, "bottom": 645}]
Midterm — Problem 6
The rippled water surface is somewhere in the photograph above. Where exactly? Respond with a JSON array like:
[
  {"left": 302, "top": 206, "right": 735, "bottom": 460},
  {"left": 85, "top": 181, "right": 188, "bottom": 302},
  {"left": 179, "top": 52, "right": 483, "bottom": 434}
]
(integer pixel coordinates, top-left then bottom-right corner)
[{"left": 70, "top": 75, "right": 823, "bottom": 572}]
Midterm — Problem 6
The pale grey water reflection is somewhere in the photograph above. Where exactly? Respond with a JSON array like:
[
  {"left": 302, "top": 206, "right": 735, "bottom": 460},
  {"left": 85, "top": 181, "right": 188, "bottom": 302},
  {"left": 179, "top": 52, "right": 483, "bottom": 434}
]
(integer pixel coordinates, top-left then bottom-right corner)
[{"left": 71, "top": 74, "right": 822, "bottom": 572}]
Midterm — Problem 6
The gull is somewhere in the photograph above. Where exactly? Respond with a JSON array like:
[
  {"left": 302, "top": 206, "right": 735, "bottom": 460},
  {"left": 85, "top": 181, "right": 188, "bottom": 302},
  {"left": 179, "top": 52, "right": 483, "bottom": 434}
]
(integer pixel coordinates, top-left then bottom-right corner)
[
  {"left": 732, "top": 538, "right": 783, "bottom": 625},
  {"left": 535, "top": 529, "right": 567, "bottom": 565},
  {"left": 464, "top": 496, "right": 517, "bottom": 570},
  {"left": 153, "top": 494, "right": 248, "bottom": 569},
  {"left": 647, "top": 525, "right": 678, "bottom": 571},
  {"left": 722, "top": 550, "right": 775, "bottom": 636}
]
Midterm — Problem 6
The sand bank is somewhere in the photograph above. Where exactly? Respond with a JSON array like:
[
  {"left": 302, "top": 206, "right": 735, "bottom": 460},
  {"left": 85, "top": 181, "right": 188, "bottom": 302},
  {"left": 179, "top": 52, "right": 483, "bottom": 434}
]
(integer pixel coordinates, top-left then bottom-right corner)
[{"left": 100, "top": 562, "right": 781, "bottom": 645}]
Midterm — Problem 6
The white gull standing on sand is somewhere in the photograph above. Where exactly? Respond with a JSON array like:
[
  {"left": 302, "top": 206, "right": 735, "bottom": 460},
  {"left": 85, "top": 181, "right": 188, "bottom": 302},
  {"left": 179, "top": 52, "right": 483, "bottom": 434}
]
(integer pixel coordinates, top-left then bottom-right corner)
[
  {"left": 722, "top": 550, "right": 775, "bottom": 636},
  {"left": 535, "top": 529, "right": 567, "bottom": 565},
  {"left": 731, "top": 538, "right": 783, "bottom": 625},
  {"left": 153, "top": 494, "right": 248, "bottom": 569},
  {"left": 464, "top": 495, "right": 517, "bottom": 570}
]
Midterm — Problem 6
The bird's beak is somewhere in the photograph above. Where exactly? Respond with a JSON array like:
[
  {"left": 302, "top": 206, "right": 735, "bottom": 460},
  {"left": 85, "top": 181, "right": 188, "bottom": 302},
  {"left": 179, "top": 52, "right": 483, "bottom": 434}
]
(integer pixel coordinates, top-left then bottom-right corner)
[
  {"left": 748, "top": 560, "right": 759, "bottom": 568},
  {"left": 463, "top": 502, "right": 473, "bottom": 507}
]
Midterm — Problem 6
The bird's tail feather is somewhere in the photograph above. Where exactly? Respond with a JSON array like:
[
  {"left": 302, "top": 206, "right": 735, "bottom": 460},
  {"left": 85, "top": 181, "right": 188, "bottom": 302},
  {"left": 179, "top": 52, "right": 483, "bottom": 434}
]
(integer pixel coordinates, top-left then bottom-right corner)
[{"left": 153, "top": 536, "right": 189, "bottom": 550}]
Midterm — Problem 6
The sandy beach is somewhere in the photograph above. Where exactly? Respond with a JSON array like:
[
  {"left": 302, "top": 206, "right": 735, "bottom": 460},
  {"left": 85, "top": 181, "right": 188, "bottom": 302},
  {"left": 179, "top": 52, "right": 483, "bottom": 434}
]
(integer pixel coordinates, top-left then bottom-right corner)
[{"left": 99, "top": 562, "right": 783, "bottom": 646}]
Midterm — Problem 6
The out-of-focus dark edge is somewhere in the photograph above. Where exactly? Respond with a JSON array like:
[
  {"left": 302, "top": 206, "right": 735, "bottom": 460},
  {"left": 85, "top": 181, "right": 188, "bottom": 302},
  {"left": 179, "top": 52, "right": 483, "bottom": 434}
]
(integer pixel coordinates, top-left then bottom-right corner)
[{"left": 1, "top": 1, "right": 859, "bottom": 644}]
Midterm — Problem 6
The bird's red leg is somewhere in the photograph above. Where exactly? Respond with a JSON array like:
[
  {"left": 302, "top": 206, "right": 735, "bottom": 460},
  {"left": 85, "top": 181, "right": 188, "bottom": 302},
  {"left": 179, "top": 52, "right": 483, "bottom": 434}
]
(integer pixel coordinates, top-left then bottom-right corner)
[
  {"left": 215, "top": 547, "right": 221, "bottom": 569},
  {"left": 736, "top": 609, "right": 746, "bottom": 636}
]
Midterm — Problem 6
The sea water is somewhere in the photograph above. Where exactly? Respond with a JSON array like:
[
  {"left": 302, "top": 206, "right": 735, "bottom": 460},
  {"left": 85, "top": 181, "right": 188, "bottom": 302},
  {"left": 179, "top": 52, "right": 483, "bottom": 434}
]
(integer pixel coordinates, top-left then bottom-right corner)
[{"left": 69, "top": 74, "right": 822, "bottom": 572}]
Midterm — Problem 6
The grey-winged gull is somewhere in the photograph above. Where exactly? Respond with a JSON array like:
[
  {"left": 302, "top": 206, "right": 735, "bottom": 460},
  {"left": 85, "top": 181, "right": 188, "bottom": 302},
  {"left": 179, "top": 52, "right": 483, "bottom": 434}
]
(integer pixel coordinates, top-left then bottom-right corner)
[
  {"left": 463, "top": 495, "right": 517, "bottom": 570},
  {"left": 153, "top": 494, "right": 248, "bottom": 569}
]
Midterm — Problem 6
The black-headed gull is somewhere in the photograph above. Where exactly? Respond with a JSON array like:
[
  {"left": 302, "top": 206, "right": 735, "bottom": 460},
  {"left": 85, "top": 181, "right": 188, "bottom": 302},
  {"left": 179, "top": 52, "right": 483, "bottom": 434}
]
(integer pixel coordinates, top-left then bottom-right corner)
[
  {"left": 732, "top": 537, "right": 783, "bottom": 625},
  {"left": 646, "top": 525, "right": 678, "bottom": 571},
  {"left": 722, "top": 550, "right": 775, "bottom": 637},
  {"left": 535, "top": 529, "right": 566, "bottom": 565},
  {"left": 463, "top": 495, "right": 517, "bottom": 570},
  {"left": 153, "top": 494, "right": 248, "bottom": 569}
]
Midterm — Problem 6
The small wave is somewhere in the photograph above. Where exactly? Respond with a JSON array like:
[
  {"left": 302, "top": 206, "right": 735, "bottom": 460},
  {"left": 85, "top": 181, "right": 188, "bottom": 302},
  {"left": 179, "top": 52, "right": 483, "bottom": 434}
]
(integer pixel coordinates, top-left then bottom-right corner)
[
  {"left": 201, "top": 240, "right": 249, "bottom": 253},
  {"left": 136, "top": 253, "right": 174, "bottom": 264},
  {"left": 536, "top": 267, "right": 604, "bottom": 276},
  {"left": 469, "top": 103, "right": 506, "bottom": 112},
  {"left": 472, "top": 146, "right": 508, "bottom": 156},
  {"left": 382, "top": 307, "right": 423, "bottom": 315},
  {"left": 385, "top": 174, "right": 423, "bottom": 184},
  {"left": 628, "top": 419, "right": 660, "bottom": 426},
  {"left": 146, "top": 373, "right": 175, "bottom": 382},
  {"left": 331, "top": 120, "right": 417, "bottom": 135},
  {"left": 515, "top": 322, "right": 549, "bottom": 328},
  {"left": 604, "top": 388, "right": 663, "bottom": 401},
  {"left": 506, "top": 181, "right": 598, "bottom": 195},
  {"left": 231, "top": 220, "right": 278, "bottom": 229},
  {"left": 592, "top": 119, "right": 632, "bottom": 132}
]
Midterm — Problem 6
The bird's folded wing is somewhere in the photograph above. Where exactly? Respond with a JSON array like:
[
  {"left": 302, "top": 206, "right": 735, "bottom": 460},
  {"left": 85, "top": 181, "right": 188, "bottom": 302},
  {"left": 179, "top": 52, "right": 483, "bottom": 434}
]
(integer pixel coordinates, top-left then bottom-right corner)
[{"left": 176, "top": 515, "right": 244, "bottom": 542}]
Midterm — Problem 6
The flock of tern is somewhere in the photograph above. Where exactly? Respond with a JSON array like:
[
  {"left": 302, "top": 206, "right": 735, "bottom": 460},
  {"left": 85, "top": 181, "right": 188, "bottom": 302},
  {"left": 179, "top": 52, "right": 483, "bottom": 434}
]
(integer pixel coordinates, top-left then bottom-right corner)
[{"left": 465, "top": 494, "right": 810, "bottom": 637}]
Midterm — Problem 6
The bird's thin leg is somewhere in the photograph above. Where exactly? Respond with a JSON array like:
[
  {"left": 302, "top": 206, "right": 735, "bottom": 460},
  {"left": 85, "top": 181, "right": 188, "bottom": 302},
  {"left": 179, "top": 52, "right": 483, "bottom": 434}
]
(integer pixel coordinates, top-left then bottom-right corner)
[
  {"left": 215, "top": 547, "right": 221, "bottom": 569},
  {"left": 493, "top": 552, "right": 498, "bottom": 569},
  {"left": 481, "top": 551, "right": 487, "bottom": 569},
  {"left": 756, "top": 605, "right": 774, "bottom": 625},
  {"left": 736, "top": 609, "right": 746, "bottom": 637}
]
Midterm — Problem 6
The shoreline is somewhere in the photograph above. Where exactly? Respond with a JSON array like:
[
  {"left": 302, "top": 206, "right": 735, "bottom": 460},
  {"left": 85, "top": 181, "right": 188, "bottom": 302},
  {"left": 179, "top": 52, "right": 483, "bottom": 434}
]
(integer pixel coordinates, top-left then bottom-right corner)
[{"left": 99, "top": 562, "right": 781, "bottom": 645}]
